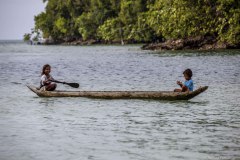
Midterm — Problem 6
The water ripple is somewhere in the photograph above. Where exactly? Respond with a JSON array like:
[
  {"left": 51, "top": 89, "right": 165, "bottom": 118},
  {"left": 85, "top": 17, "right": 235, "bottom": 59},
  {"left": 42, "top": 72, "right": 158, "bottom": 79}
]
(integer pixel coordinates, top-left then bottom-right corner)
[{"left": 0, "top": 42, "right": 239, "bottom": 160}]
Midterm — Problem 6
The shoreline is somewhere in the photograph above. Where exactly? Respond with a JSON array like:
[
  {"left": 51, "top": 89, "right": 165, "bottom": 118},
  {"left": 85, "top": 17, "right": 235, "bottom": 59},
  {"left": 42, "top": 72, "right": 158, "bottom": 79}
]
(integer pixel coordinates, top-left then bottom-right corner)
[
  {"left": 25, "top": 36, "right": 240, "bottom": 51},
  {"left": 142, "top": 36, "right": 240, "bottom": 51}
]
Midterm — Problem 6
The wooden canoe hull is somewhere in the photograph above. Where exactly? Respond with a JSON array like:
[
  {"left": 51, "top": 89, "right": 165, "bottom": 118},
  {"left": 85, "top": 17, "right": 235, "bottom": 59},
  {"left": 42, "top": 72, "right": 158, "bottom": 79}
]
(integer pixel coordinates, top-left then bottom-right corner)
[{"left": 27, "top": 85, "right": 208, "bottom": 100}]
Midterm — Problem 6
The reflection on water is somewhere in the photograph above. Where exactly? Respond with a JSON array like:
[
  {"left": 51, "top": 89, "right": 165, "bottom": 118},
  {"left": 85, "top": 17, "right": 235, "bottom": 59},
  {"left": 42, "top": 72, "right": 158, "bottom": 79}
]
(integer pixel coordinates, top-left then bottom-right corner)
[
  {"left": 38, "top": 98, "right": 57, "bottom": 107},
  {"left": 0, "top": 42, "right": 239, "bottom": 160}
]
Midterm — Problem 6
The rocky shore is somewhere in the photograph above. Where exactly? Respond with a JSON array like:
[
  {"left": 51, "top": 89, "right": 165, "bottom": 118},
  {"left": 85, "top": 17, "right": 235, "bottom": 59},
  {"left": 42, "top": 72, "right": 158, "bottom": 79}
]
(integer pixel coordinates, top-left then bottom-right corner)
[
  {"left": 43, "top": 38, "right": 125, "bottom": 45},
  {"left": 141, "top": 36, "right": 240, "bottom": 51},
  {"left": 41, "top": 36, "right": 240, "bottom": 51}
]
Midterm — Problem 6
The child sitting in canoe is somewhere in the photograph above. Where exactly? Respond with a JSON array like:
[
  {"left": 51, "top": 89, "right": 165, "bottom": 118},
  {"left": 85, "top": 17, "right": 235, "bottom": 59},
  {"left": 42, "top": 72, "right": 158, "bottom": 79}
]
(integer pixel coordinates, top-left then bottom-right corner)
[
  {"left": 174, "top": 69, "right": 193, "bottom": 92},
  {"left": 40, "top": 64, "right": 57, "bottom": 91}
]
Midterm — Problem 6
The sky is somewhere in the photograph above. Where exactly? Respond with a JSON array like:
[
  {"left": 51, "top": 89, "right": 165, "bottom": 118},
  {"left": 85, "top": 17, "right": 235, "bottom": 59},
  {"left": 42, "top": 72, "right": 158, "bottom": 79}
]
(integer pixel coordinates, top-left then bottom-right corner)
[{"left": 0, "top": 0, "right": 46, "bottom": 40}]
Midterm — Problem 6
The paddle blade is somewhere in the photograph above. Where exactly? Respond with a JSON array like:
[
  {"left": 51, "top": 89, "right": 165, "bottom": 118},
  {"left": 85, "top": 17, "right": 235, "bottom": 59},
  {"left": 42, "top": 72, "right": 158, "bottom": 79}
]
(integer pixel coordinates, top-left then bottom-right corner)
[{"left": 66, "top": 83, "right": 79, "bottom": 88}]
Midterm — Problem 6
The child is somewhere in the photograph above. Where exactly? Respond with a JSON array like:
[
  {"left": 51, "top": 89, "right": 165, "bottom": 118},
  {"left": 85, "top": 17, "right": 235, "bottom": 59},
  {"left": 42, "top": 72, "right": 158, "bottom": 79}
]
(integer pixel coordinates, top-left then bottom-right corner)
[
  {"left": 174, "top": 69, "right": 194, "bottom": 92},
  {"left": 40, "top": 64, "right": 57, "bottom": 91}
]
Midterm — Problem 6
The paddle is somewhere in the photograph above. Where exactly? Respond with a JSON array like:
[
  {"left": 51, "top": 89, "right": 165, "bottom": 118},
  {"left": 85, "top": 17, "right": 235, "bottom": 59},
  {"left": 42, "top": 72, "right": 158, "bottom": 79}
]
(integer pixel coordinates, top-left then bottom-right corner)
[{"left": 50, "top": 80, "right": 79, "bottom": 88}]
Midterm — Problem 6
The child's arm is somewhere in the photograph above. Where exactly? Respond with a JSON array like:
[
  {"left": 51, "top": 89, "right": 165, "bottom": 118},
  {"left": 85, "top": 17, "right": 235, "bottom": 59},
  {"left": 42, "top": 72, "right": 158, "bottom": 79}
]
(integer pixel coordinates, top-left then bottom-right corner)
[
  {"left": 43, "top": 77, "right": 54, "bottom": 85},
  {"left": 43, "top": 79, "right": 51, "bottom": 85},
  {"left": 177, "top": 81, "right": 189, "bottom": 92},
  {"left": 46, "top": 75, "right": 54, "bottom": 83},
  {"left": 177, "top": 81, "right": 183, "bottom": 87},
  {"left": 41, "top": 75, "right": 50, "bottom": 86},
  {"left": 175, "top": 81, "right": 190, "bottom": 92}
]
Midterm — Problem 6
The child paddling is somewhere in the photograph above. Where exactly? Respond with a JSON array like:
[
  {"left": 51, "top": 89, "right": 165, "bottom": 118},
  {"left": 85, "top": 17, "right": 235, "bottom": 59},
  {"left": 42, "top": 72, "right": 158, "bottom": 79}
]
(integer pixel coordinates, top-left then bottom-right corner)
[
  {"left": 40, "top": 64, "right": 57, "bottom": 91},
  {"left": 174, "top": 69, "right": 194, "bottom": 92}
]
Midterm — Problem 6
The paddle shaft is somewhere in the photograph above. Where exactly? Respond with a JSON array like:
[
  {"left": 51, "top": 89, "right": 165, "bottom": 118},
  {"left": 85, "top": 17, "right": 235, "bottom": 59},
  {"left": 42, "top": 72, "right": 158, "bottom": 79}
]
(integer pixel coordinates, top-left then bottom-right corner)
[
  {"left": 50, "top": 80, "right": 66, "bottom": 84},
  {"left": 50, "top": 80, "right": 79, "bottom": 88}
]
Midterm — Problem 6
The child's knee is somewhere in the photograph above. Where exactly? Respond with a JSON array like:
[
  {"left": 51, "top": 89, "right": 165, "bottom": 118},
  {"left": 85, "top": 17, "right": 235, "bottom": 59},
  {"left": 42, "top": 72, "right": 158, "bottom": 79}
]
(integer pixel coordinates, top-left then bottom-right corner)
[
  {"left": 174, "top": 89, "right": 182, "bottom": 92},
  {"left": 182, "top": 86, "right": 188, "bottom": 92}
]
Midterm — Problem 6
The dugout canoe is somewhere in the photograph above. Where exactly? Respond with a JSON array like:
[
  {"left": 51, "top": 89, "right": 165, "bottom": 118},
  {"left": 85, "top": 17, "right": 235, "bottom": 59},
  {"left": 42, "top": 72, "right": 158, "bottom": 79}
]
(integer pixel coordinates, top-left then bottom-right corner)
[{"left": 27, "top": 85, "right": 208, "bottom": 100}]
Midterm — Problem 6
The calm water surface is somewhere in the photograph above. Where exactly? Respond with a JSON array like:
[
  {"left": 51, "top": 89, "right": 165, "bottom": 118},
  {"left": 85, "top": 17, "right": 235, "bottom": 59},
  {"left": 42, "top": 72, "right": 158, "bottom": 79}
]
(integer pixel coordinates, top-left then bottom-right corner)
[{"left": 0, "top": 41, "right": 239, "bottom": 160}]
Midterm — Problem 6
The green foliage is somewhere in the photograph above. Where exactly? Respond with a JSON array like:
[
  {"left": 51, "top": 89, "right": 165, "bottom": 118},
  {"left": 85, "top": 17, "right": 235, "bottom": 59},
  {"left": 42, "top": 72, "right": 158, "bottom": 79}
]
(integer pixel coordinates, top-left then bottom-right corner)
[
  {"left": 97, "top": 18, "right": 121, "bottom": 41},
  {"left": 132, "top": 13, "right": 155, "bottom": 42},
  {"left": 75, "top": 0, "right": 116, "bottom": 40},
  {"left": 23, "top": 33, "right": 31, "bottom": 41},
  {"left": 33, "top": 0, "right": 240, "bottom": 45},
  {"left": 55, "top": 17, "right": 67, "bottom": 34},
  {"left": 216, "top": 0, "right": 240, "bottom": 43},
  {"left": 76, "top": 12, "right": 97, "bottom": 40},
  {"left": 34, "top": 12, "right": 51, "bottom": 38},
  {"left": 145, "top": 0, "right": 240, "bottom": 44}
]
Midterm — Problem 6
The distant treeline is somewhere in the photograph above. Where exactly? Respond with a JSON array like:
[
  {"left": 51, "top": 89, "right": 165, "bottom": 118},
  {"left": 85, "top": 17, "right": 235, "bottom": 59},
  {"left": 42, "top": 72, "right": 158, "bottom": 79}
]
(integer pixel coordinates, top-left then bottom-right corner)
[{"left": 31, "top": 0, "right": 239, "bottom": 45}]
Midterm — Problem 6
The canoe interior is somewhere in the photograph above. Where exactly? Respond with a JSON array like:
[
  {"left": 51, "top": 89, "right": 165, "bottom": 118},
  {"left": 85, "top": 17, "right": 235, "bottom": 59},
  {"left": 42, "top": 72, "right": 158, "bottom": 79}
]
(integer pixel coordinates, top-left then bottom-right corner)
[{"left": 27, "top": 85, "right": 208, "bottom": 100}]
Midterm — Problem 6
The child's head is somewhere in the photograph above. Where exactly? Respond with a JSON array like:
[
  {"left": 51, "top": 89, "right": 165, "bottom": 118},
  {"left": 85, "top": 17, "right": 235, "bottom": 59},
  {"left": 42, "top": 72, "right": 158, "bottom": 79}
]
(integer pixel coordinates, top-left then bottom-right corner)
[
  {"left": 41, "top": 64, "right": 51, "bottom": 75},
  {"left": 183, "top": 69, "right": 192, "bottom": 80}
]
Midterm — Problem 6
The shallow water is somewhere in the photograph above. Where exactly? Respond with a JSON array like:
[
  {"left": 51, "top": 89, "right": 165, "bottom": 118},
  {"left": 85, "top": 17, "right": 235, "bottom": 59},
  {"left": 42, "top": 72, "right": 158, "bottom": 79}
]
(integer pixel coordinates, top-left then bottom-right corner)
[{"left": 0, "top": 41, "right": 239, "bottom": 160}]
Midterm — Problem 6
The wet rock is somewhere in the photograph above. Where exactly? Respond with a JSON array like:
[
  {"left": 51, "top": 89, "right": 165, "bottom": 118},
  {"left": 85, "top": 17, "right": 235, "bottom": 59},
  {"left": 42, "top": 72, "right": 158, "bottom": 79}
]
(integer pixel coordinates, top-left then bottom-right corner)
[{"left": 142, "top": 36, "right": 240, "bottom": 51}]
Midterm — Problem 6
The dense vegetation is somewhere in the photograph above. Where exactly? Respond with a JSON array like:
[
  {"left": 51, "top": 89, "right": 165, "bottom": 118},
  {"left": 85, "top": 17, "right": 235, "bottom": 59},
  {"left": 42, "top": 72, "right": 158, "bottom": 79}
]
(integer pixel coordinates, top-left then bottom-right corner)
[{"left": 30, "top": 0, "right": 240, "bottom": 47}]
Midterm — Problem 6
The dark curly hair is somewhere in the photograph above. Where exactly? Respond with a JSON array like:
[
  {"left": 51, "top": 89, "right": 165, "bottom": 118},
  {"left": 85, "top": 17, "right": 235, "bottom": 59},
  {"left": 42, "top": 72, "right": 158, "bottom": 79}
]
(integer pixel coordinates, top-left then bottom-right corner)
[
  {"left": 183, "top": 69, "right": 192, "bottom": 78},
  {"left": 41, "top": 64, "right": 51, "bottom": 75}
]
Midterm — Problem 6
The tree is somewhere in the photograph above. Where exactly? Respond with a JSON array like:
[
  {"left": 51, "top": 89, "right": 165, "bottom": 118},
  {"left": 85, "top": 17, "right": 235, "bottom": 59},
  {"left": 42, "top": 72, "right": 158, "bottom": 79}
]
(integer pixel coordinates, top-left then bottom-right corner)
[
  {"left": 97, "top": 18, "right": 122, "bottom": 42},
  {"left": 32, "top": 0, "right": 240, "bottom": 46},
  {"left": 23, "top": 33, "right": 31, "bottom": 41}
]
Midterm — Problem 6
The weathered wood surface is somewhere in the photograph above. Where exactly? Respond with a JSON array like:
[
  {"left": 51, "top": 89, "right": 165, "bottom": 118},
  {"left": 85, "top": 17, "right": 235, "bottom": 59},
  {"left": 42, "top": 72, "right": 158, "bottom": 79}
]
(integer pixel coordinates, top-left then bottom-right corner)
[{"left": 27, "top": 85, "right": 208, "bottom": 100}]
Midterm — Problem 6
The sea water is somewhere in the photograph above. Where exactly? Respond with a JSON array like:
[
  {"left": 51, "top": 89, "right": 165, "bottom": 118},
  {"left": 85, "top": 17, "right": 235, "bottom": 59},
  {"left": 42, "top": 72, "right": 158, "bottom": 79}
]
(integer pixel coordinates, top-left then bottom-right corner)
[{"left": 0, "top": 41, "right": 239, "bottom": 160}]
